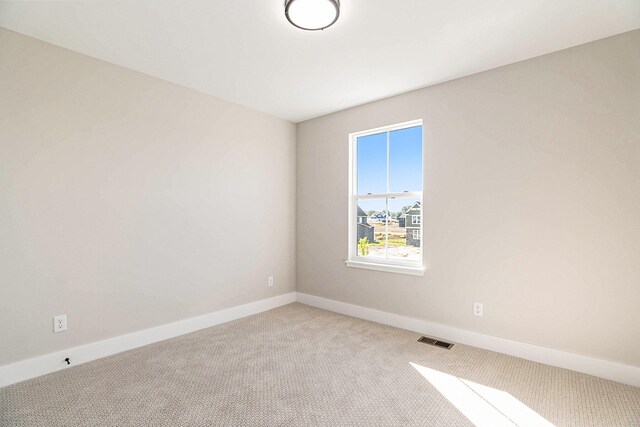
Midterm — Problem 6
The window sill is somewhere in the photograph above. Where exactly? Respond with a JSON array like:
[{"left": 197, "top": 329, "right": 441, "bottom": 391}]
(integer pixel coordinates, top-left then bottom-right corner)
[{"left": 345, "top": 260, "right": 425, "bottom": 276}]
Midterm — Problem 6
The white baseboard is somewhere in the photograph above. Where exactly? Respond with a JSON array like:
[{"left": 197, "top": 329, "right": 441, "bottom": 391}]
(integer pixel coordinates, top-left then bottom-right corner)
[
  {"left": 296, "top": 292, "right": 640, "bottom": 388},
  {"left": 3, "top": 291, "right": 638, "bottom": 390},
  {"left": 0, "top": 292, "right": 296, "bottom": 388}
]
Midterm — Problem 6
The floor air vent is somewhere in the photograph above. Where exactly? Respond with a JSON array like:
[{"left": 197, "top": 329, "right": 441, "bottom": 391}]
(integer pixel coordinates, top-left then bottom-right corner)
[{"left": 418, "top": 336, "right": 454, "bottom": 350}]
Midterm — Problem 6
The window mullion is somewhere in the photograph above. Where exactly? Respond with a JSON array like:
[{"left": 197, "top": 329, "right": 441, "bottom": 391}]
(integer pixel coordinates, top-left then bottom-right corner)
[
  {"left": 359, "top": 191, "right": 422, "bottom": 199},
  {"left": 385, "top": 131, "right": 390, "bottom": 259},
  {"left": 386, "top": 130, "right": 390, "bottom": 193},
  {"left": 384, "top": 198, "right": 389, "bottom": 259}
]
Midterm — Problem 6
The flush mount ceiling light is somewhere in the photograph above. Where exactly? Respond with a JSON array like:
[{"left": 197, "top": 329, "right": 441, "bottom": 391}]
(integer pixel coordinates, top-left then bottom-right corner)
[{"left": 285, "top": 0, "right": 340, "bottom": 31}]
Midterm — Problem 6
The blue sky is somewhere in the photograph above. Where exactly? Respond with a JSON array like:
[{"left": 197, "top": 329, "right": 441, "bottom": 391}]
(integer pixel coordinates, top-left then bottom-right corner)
[{"left": 357, "top": 125, "right": 422, "bottom": 196}]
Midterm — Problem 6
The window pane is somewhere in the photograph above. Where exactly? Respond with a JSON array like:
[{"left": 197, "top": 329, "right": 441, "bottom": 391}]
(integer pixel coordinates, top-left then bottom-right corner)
[
  {"left": 387, "top": 198, "right": 421, "bottom": 261},
  {"left": 389, "top": 126, "right": 422, "bottom": 193},
  {"left": 357, "top": 132, "right": 387, "bottom": 195},
  {"left": 356, "top": 199, "right": 387, "bottom": 259}
]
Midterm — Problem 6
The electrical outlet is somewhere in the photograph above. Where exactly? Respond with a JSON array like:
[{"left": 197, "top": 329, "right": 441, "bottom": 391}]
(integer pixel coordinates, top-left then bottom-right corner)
[
  {"left": 53, "top": 315, "right": 67, "bottom": 333},
  {"left": 473, "top": 303, "right": 483, "bottom": 317},
  {"left": 267, "top": 276, "right": 274, "bottom": 287}
]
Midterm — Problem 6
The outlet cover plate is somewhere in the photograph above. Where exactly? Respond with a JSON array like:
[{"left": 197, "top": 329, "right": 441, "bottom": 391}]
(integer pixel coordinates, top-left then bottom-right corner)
[
  {"left": 53, "top": 315, "right": 67, "bottom": 333},
  {"left": 473, "top": 303, "right": 483, "bottom": 317}
]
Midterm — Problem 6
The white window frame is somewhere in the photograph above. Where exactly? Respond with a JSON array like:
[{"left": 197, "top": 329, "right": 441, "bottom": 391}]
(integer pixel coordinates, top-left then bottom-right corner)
[
  {"left": 413, "top": 230, "right": 421, "bottom": 240},
  {"left": 346, "top": 119, "right": 425, "bottom": 276},
  {"left": 412, "top": 215, "right": 421, "bottom": 225}
]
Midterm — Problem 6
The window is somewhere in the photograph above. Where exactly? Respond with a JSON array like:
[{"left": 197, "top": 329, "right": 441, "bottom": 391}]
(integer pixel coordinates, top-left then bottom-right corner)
[{"left": 346, "top": 120, "right": 424, "bottom": 275}]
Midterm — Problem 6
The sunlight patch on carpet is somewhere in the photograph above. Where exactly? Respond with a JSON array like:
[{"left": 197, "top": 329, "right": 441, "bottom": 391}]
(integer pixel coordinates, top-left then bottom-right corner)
[{"left": 410, "top": 362, "right": 555, "bottom": 427}]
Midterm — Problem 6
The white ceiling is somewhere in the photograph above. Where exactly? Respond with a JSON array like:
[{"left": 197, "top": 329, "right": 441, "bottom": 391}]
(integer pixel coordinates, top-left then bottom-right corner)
[{"left": 1, "top": 1, "right": 639, "bottom": 122}]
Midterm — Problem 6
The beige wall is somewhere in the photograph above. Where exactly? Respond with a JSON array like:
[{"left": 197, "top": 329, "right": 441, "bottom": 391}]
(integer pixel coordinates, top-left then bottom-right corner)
[
  {"left": 297, "top": 30, "right": 640, "bottom": 367},
  {"left": 0, "top": 29, "right": 296, "bottom": 366}
]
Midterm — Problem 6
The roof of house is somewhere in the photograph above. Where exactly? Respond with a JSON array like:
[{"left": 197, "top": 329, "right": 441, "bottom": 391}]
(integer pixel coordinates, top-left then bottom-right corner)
[{"left": 399, "top": 202, "right": 421, "bottom": 217}]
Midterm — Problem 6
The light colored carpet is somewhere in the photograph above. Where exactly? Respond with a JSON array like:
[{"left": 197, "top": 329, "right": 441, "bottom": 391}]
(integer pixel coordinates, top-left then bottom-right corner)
[{"left": 1, "top": 303, "right": 639, "bottom": 426}]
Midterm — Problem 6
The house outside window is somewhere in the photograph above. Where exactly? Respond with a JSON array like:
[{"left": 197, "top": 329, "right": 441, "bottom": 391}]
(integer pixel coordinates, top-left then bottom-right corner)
[{"left": 346, "top": 119, "right": 424, "bottom": 276}]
